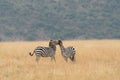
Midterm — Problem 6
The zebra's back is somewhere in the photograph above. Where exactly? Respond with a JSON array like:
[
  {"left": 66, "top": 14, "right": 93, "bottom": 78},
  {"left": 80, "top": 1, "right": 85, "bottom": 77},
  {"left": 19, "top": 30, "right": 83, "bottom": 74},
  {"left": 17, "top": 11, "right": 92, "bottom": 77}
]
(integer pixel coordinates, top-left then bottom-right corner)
[{"left": 35, "top": 46, "right": 51, "bottom": 57}]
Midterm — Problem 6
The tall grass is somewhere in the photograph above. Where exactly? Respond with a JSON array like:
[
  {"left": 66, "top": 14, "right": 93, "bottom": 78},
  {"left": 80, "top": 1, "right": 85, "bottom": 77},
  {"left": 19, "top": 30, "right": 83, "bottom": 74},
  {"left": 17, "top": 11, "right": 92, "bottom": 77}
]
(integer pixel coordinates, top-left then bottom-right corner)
[{"left": 0, "top": 40, "right": 120, "bottom": 80}]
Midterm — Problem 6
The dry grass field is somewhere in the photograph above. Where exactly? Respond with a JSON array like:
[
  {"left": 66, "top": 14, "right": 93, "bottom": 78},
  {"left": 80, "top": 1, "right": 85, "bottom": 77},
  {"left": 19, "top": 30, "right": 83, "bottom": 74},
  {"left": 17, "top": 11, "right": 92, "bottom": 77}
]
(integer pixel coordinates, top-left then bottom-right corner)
[{"left": 0, "top": 40, "right": 120, "bottom": 80}]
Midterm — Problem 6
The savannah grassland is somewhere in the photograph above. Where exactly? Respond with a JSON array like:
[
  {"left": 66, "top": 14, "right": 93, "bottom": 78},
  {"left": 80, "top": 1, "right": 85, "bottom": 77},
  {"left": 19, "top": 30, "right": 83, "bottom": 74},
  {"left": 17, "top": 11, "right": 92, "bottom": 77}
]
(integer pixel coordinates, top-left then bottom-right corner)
[{"left": 0, "top": 40, "right": 120, "bottom": 80}]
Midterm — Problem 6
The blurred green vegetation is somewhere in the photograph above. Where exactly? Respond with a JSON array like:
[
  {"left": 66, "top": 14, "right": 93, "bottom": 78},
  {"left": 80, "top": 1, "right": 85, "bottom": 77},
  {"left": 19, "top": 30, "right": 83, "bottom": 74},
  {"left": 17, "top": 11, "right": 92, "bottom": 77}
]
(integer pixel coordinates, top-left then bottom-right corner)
[{"left": 0, "top": 0, "right": 120, "bottom": 41}]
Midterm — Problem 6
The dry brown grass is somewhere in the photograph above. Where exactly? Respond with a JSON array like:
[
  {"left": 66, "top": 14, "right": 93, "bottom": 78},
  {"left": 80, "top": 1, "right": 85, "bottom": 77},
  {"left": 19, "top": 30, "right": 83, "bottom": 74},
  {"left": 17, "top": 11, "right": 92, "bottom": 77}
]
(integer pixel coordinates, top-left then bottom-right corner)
[{"left": 0, "top": 40, "right": 120, "bottom": 80}]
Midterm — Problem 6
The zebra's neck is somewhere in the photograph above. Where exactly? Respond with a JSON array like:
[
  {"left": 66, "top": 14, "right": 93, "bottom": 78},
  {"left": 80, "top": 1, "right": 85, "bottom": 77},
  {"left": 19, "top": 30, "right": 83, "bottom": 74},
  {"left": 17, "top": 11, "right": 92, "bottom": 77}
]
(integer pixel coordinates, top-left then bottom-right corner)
[
  {"left": 59, "top": 44, "right": 65, "bottom": 52},
  {"left": 49, "top": 45, "right": 56, "bottom": 51}
]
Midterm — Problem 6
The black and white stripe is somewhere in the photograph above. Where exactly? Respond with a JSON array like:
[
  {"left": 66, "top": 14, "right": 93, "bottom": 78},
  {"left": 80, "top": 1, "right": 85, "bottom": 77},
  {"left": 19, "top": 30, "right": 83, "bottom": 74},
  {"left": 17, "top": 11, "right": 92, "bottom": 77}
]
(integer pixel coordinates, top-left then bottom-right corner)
[
  {"left": 58, "top": 40, "right": 76, "bottom": 62},
  {"left": 29, "top": 40, "right": 59, "bottom": 62}
]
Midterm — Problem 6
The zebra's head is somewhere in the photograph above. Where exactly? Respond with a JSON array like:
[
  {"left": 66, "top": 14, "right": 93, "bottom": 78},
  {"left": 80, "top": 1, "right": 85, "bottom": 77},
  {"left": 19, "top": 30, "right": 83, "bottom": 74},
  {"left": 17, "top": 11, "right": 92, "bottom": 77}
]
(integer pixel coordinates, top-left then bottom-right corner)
[
  {"left": 49, "top": 40, "right": 59, "bottom": 47},
  {"left": 49, "top": 40, "right": 59, "bottom": 46},
  {"left": 58, "top": 40, "right": 63, "bottom": 45},
  {"left": 49, "top": 40, "right": 59, "bottom": 51}
]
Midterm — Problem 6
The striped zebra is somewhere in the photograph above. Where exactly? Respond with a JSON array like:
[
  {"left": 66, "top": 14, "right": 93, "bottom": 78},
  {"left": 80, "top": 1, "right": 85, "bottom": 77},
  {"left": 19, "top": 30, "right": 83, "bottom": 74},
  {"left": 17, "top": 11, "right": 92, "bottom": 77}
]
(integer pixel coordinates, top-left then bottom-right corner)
[
  {"left": 58, "top": 40, "right": 76, "bottom": 62},
  {"left": 29, "top": 40, "right": 59, "bottom": 62}
]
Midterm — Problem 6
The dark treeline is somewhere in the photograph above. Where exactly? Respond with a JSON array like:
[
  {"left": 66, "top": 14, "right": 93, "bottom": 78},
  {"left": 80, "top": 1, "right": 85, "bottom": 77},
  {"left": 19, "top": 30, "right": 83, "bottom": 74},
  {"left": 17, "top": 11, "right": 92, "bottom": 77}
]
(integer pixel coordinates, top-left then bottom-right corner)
[{"left": 0, "top": 0, "right": 120, "bottom": 41}]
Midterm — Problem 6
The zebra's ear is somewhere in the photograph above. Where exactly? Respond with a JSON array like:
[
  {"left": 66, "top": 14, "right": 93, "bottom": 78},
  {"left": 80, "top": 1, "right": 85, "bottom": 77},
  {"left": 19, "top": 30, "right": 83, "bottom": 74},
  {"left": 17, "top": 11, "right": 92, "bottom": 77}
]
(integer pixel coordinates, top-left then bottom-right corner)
[
  {"left": 58, "top": 40, "right": 61, "bottom": 42},
  {"left": 58, "top": 40, "right": 62, "bottom": 44},
  {"left": 50, "top": 40, "right": 53, "bottom": 41}
]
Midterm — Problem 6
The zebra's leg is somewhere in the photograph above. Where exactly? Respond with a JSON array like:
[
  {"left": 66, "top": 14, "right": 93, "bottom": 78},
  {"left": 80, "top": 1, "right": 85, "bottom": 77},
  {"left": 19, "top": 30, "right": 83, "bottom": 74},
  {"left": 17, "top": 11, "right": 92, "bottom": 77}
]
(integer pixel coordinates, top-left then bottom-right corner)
[
  {"left": 51, "top": 56, "right": 56, "bottom": 62},
  {"left": 64, "top": 57, "right": 68, "bottom": 62},
  {"left": 36, "top": 56, "right": 40, "bottom": 63},
  {"left": 70, "top": 55, "right": 75, "bottom": 62},
  {"left": 73, "top": 55, "right": 76, "bottom": 62}
]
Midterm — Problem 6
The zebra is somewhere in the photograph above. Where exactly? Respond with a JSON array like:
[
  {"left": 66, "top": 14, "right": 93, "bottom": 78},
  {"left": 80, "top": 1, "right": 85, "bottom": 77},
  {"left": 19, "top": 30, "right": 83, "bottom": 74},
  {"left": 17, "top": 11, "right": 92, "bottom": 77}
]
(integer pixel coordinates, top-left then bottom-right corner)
[
  {"left": 58, "top": 40, "right": 76, "bottom": 62},
  {"left": 29, "top": 40, "right": 59, "bottom": 62}
]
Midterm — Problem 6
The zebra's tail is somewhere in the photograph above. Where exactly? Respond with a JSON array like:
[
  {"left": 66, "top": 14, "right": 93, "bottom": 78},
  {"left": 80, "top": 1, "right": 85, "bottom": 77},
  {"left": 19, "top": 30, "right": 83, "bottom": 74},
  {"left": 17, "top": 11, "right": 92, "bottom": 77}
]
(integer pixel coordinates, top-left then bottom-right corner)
[{"left": 29, "top": 50, "right": 35, "bottom": 56}]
